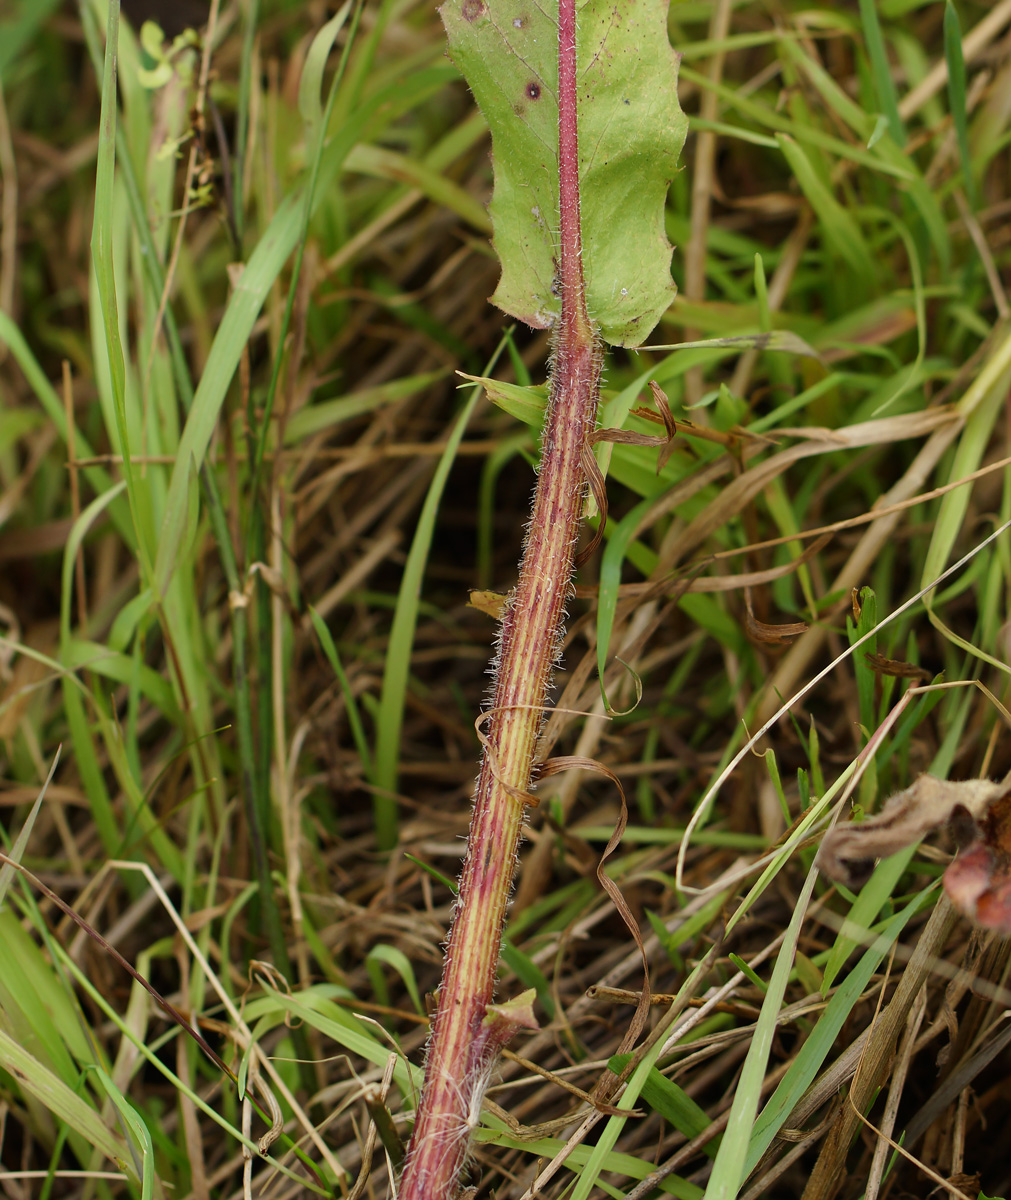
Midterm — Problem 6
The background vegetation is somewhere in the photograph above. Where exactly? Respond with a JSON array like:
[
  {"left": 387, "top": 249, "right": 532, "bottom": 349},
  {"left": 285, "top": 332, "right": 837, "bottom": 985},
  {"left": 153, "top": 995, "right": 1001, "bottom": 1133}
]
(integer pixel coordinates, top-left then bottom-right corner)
[{"left": 1, "top": 0, "right": 1010, "bottom": 1197}]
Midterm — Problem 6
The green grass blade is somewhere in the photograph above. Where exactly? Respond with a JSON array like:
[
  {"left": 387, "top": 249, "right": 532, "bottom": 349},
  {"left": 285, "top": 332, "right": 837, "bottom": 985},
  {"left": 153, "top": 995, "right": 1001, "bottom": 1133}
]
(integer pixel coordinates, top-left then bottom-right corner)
[
  {"left": 0, "top": 311, "right": 132, "bottom": 541},
  {"left": 745, "top": 890, "right": 931, "bottom": 1174},
  {"left": 232, "top": 0, "right": 259, "bottom": 237},
  {"left": 0, "top": 1029, "right": 137, "bottom": 1185},
  {"left": 702, "top": 867, "right": 818, "bottom": 1199},
  {"left": 310, "top": 605, "right": 373, "bottom": 778},
  {"left": 246, "top": 985, "right": 421, "bottom": 1096},
  {"left": 365, "top": 943, "right": 424, "bottom": 1016},
  {"left": 0, "top": 0, "right": 63, "bottom": 79},
  {"left": 608, "top": 1055, "right": 720, "bottom": 1155},
  {"left": 246, "top": 0, "right": 361, "bottom": 521},
  {"left": 284, "top": 371, "right": 450, "bottom": 442},
  {"left": 90, "top": 0, "right": 153, "bottom": 576},
  {"left": 153, "top": 65, "right": 455, "bottom": 596},
  {"left": 370, "top": 375, "right": 488, "bottom": 849},
  {"left": 859, "top": 0, "right": 905, "bottom": 145},
  {"left": 298, "top": 4, "right": 353, "bottom": 145},
  {"left": 0, "top": 749, "right": 59, "bottom": 909},
  {"left": 943, "top": 0, "right": 978, "bottom": 209},
  {"left": 596, "top": 497, "right": 651, "bottom": 712},
  {"left": 776, "top": 134, "right": 876, "bottom": 279},
  {"left": 91, "top": 1064, "right": 155, "bottom": 1200},
  {"left": 566, "top": 954, "right": 717, "bottom": 1200}
]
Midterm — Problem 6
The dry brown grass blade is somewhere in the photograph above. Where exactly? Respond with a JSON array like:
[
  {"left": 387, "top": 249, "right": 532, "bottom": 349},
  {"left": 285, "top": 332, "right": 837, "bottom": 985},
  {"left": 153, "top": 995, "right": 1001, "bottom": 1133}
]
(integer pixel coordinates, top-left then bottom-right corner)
[
  {"left": 686, "top": 451, "right": 1011, "bottom": 567},
  {"left": 660, "top": 408, "right": 957, "bottom": 574},
  {"left": 864, "top": 986, "right": 926, "bottom": 1200},
  {"left": 904, "top": 1015, "right": 1011, "bottom": 1150},
  {"left": 579, "top": 531, "right": 830, "bottom": 598},
  {"left": 682, "top": 0, "right": 733, "bottom": 407},
  {"left": 800, "top": 896, "right": 960, "bottom": 1200},
  {"left": 538, "top": 753, "right": 651, "bottom": 1069},
  {"left": 743, "top": 588, "right": 807, "bottom": 645},
  {"left": 754, "top": 417, "right": 964, "bottom": 726}
]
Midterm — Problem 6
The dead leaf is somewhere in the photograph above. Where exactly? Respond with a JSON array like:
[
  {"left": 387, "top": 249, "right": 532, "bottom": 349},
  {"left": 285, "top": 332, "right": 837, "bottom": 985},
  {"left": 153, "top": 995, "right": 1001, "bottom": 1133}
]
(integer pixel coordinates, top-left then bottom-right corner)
[
  {"left": 575, "top": 441, "right": 609, "bottom": 567},
  {"left": 589, "top": 379, "right": 678, "bottom": 478},
  {"left": 862, "top": 652, "right": 933, "bottom": 681},
  {"left": 743, "top": 589, "right": 808, "bottom": 645},
  {"left": 817, "top": 773, "right": 1011, "bottom": 933},
  {"left": 536, "top": 753, "right": 651, "bottom": 1083}
]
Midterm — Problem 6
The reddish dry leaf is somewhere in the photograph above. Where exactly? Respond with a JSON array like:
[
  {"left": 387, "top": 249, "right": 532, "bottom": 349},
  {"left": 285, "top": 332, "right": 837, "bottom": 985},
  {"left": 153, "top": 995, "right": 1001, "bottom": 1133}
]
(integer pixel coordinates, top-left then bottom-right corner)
[
  {"left": 862, "top": 652, "right": 933, "bottom": 681},
  {"left": 817, "top": 773, "right": 1011, "bottom": 932},
  {"left": 742, "top": 589, "right": 808, "bottom": 645},
  {"left": 589, "top": 379, "right": 678, "bottom": 483}
]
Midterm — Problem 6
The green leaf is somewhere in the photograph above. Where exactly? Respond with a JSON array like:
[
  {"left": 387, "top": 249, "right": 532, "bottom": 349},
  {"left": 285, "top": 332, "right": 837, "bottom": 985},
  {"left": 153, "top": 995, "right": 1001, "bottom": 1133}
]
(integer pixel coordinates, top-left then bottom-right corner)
[
  {"left": 744, "top": 893, "right": 929, "bottom": 1175},
  {"left": 0, "top": 1029, "right": 138, "bottom": 1185},
  {"left": 608, "top": 1057, "right": 720, "bottom": 1155},
  {"left": 501, "top": 937, "right": 556, "bottom": 1020},
  {"left": 370, "top": 376, "right": 486, "bottom": 847},
  {"left": 463, "top": 373, "right": 548, "bottom": 427},
  {"left": 298, "top": 4, "right": 352, "bottom": 146},
  {"left": 0, "top": 751, "right": 58, "bottom": 910},
  {"left": 776, "top": 134, "right": 875, "bottom": 280},
  {"left": 366, "top": 944, "right": 425, "bottom": 1016},
  {"left": 139, "top": 20, "right": 165, "bottom": 58},
  {"left": 944, "top": 0, "right": 977, "bottom": 209},
  {"left": 441, "top": 0, "right": 687, "bottom": 347}
]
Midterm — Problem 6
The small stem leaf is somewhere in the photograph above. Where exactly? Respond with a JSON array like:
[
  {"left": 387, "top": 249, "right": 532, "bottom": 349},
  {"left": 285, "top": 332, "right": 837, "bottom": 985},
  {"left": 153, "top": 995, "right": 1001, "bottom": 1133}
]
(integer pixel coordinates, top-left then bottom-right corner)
[
  {"left": 441, "top": 0, "right": 687, "bottom": 347},
  {"left": 481, "top": 988, "right": 539, "bottom": 1058}
]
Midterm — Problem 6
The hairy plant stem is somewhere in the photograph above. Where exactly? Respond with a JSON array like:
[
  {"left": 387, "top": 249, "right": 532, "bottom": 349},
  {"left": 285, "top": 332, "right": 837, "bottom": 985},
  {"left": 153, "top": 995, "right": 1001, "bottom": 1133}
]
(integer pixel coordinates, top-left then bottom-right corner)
[{"left": 398, "top": 1, "right": 601, "bottom": 1196}]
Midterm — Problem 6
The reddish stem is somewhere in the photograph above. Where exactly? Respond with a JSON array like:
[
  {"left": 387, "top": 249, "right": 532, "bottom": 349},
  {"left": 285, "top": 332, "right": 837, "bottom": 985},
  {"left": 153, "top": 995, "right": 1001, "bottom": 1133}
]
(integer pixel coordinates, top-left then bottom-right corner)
[
  {"left": 398, "top": 0, "right": 601, "bottom": 1195},
  {"left": 556, "top": 0, "right": 589, "bottom": 335}
]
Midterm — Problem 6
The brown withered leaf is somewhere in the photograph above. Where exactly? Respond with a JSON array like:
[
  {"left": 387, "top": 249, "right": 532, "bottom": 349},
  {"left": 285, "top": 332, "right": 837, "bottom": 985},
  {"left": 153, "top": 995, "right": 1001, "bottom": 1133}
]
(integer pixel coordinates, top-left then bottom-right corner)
[
  {"left": 817, "top": 772, "right": 1011, "bottom": 932},
  {"left": 575, "top": 441, "right": 609, "bottom": 567},
  {"left": 591, "top": 380, "right": 678, "bottom": 475},
  {"left": 862, "top": 652, "right": 933, "bottom": 681},
  {"left": 851, "top": 586, "right": 862, "bottom": 622},
  {"left": 743, "top": 588, "right": 808, "bottom": 645},
  {"left": 536, "top": 753, "right": 651, "bottom": 1075}
]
